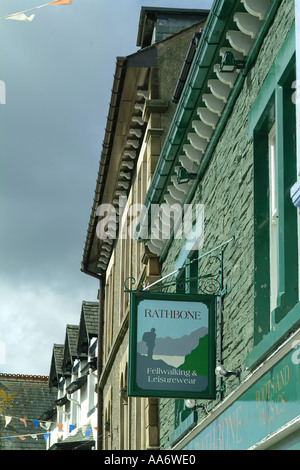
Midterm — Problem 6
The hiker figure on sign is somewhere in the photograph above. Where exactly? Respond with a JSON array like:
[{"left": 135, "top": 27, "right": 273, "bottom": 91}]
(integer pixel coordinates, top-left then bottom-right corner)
[{"left": 142, "top": 328, "right": 156, "bottom": 359}]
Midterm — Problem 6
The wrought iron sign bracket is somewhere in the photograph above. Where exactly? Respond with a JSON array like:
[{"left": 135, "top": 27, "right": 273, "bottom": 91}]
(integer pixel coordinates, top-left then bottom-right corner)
[
  {"left": 124, "top": 253, "right": 225, "bottom": 297},
  {"left": 124, "top": 236, "right": 234, "bottom": 297},
  {"left": 124, "top": 269, "right": 222, "bottom": 296}
]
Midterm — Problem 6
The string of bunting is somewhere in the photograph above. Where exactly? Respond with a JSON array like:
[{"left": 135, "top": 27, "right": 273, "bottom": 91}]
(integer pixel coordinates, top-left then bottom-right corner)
[
  {"left": 0, "top": 0, "right": 72, "bottom": 22},
  {"left": 0, "top": 413, "right": 96, "bottom": 442}
]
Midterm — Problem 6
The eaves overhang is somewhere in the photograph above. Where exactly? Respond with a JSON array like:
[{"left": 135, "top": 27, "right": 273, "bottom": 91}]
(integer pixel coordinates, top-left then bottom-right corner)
[
  {"left": 77, "top": 301, "right": 99, "bottom": 356},
  {"left": 66, "top": 374, "right": 87, "bottom": 394},
  {"left": 61, "top": 325, "right": 79, "bottom": 375},
  {"left": 139, "top": 0, "right": 282, "bottom": 260},
  {"left": 48, "top": 343, "right": 64, "bottom": 389},
  {"left": 81, "top": 47, "right": 157, "bottom": 277}
]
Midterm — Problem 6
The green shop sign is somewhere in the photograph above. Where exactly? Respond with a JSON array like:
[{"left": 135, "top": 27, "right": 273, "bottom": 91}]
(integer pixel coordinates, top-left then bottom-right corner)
[
  {"left": 128, "top": 292, "right": 216, "bottom": 399},
  {"left": 180, "top": 342, "right": 300, "bottom": 450}
]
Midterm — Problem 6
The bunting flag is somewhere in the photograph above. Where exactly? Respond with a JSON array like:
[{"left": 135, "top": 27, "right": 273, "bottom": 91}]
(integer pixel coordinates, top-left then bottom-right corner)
[
  {"left": 50, "top": 0, "right": 72, "bottom": 4},
  {"left": 32, "top": 420, "right": 39, "bottom": 430},
  {"left": 5, "top": 13, "right": 35, "bottom": 22},
  {"left": 0, "top": 414, "right": 95, "bottom": 443},
  {"left": 39, "top": 421, "right": 51, "bottom": 431},
  {"left": 5, "top": 416, "right": 12, "bottom": 427},
  {"left": 1, "top": 428, "right": 95, "bottom": 442},
  {"left": 69, "top": 424, "right": 76, "bottom": 433},
  {"left": 0, "top": 1, "right": 72, "bottom": 22}
]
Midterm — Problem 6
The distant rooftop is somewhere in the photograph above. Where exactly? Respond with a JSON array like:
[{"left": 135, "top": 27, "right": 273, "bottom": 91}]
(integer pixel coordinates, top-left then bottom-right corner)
[
  {"left": 136, "top": 6, "right": 210, "bottom": 48},
  {"left": 0, "top": 374, "right": 56, "bottom": 450}
]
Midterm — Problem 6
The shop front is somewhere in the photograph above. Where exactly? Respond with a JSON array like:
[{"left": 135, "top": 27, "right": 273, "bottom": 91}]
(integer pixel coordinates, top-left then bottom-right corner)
[{"left": 171, "top": 330, "right": 300, "bottom": 450}]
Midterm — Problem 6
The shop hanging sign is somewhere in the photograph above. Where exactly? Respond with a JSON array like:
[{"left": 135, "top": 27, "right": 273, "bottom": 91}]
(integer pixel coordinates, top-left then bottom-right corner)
[{"left": 128, "top": 291, "right": 216, "bottom": 399}]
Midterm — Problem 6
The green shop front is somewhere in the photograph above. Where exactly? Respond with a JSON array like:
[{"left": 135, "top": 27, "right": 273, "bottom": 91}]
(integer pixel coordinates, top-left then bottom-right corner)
[{"left": 172, "top": 328, "right": 300, "bottom": 450}]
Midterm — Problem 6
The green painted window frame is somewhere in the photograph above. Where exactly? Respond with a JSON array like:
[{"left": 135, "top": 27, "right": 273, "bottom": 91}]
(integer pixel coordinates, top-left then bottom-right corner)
[
  {"left": 247, "top": 25, "right": 299, "bottom": 368},
  {"left": 176, "top": 250, "right": 199, "bottom": 295}
]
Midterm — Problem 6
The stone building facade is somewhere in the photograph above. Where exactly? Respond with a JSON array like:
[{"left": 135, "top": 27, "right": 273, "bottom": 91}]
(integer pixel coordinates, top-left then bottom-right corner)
[
  {"left": 81, "top": 7, "right": 210, "bottom": 450},
  {"left": 82, "top": 1, "right": 300, "bottom": 451}
]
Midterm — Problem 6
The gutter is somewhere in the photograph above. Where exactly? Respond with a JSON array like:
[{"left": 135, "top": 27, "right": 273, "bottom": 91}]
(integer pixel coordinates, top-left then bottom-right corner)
[
  {"left": 138, "top": 0, "right": 282, "bottom": 263},
  {"left": 96, "top": 275, "right": 105, "bottom": 451},
  {"left": 80, "top": 267, "right": 105, "bottom": 451},
  {"left": 172, "top": 31, "right": 203, "bottom": 104},
  {"left": 139, "top": 0, "right": 239, "bottom": 217}
]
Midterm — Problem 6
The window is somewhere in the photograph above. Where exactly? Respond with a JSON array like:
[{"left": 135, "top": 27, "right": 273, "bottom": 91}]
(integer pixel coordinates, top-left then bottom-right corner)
[
  {"left": 119, "top": 354, "right": 130, "bottom": 450},
  {"left": 104, "top": 259, "right": 114, "bottom": 362},
  {"left": 176, "top": 250, "right": 199, "bottom": 295},
  {"left": 104, "top": 387, "right": 112, "bottom": 450},
  {"left": 249, "top": 26, "right": 298, "bottom": 346},
  {"left": 268, "top": 124, "right": 278, "bottom": 315}
]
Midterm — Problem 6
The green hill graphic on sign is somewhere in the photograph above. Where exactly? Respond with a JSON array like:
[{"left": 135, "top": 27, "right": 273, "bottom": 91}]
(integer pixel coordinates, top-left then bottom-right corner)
[{"left": 179, "top": 334, "right": 209, "bottom": 376}]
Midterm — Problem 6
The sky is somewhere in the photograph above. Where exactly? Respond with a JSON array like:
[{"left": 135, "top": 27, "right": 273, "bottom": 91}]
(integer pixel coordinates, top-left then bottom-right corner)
[{"left": 0, "top": 0, "right": 213, "bottom": 376}]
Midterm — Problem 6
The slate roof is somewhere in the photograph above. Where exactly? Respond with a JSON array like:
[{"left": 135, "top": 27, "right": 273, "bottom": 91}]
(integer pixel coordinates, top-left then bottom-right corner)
[
  {"left": 0, "top": 374, "right": 57, "bottom": 450},
  {"left": 77, "top": 301, "right": 99, "bottom": 356},
  {"left": 81, "top": 301, "right": 99, "bottom": 336},
  {"left": 48, "top": 302, "right": 99, "bottom": 385},
  {"left": 61, "top": 324, "right": 79, "bottom": 375},
  {"left": 48, "top": 344, "right": 64, "bottom": 389}
]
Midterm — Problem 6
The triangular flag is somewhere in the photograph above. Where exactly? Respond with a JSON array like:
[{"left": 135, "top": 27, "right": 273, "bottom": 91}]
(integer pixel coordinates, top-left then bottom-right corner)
[
  {"left": 0, "top": 0, "right": 72, "bottom": 22},
  {"left": 5, "top": 13, "right": 35, "bottom": 21},
  {"left": 5, "top": 416, "right": 12, "bottom": 427},
  {"left": 19, "top": 418, "right": 27, "bottom": 427},
  {"left": 32, "top": 420, "right": 39, "bottom": 430},
  {"left": 85, "top": 427, "right": 91, "bottom": 438},
  {"left": 18, "top": 435, "right": 26, "bottom": 440},
  {"left": 69, "top": 424, "right": 76, "bottom": 433},
  {"left": 43, "top": 433, "right": 50, "bottom": 442},
  {"left": 29, "top": 434, "right": 38, "bottom": 440},
  {"left": 57, "top": 423, "right": 63, "bottom": 431},
  {"left": 49, "top": 0, "right": 72, "bottom": 4},
  {"left": 81, "top": 425, "right": 87, "bottom": 436},
  {"left": 4, "top": 436, "right": 11, "bottom": 441},
  {"left": 40, "top": 421, "right": 51, "bottom": 430}
]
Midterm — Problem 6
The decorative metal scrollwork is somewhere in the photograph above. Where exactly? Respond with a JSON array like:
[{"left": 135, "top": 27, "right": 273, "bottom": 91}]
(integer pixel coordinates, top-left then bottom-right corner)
[
  {"left": 124, "top": 276, "right": 144, "bottom": 293},
  {"left": 123, "top": 253, "right": 222, "bottom": 296}
]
